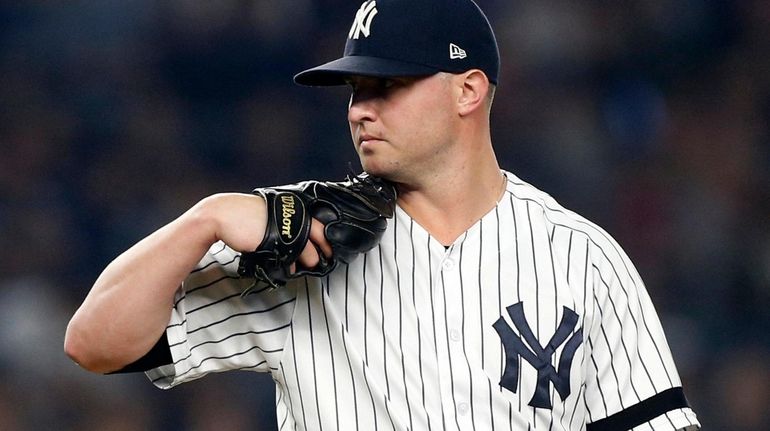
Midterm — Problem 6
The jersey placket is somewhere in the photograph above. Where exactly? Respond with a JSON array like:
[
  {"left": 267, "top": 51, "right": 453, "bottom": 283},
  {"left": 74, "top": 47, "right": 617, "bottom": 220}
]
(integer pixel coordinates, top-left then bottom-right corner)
[{"left": 433, "top": 243, "right": 473, "bottom": 430}]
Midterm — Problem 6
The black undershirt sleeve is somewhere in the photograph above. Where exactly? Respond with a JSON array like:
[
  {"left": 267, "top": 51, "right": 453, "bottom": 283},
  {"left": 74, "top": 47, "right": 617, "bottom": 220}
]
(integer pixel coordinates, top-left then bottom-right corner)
[
  {"left": 108, "top": 332, "right": 172, "bottom": 374},
  {"left": 586, "top": 387, "right": 692, "bottom": 431}
]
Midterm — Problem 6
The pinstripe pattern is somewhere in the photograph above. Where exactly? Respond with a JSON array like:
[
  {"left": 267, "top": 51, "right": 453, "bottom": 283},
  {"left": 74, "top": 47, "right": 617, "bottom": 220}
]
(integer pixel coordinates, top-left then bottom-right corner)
[{"left": 147, "top": 171, "right": 699, "bottom": 430}]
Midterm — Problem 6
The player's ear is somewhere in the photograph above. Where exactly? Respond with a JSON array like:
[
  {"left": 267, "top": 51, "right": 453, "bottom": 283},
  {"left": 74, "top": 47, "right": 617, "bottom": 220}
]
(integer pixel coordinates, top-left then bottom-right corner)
[{"left": 456, "top": 69, "right": 490, "bottom": 117}]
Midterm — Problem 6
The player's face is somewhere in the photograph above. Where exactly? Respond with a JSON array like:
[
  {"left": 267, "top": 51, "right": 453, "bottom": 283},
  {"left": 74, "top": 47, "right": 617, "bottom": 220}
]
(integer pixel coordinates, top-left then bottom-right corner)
[{"left": 347, "top": 73, "right": 459, "bottom": 183}]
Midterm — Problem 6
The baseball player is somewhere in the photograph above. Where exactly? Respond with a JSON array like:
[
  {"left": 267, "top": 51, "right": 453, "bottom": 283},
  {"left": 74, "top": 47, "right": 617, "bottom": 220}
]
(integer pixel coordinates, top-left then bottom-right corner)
[{"left": 65, "top": 0, "right": 701, "bottom": 429}]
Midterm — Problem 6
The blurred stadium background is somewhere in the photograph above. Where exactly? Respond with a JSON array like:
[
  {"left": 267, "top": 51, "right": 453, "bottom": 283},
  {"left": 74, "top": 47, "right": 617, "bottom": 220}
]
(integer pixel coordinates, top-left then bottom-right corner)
[{"left": 1, "top": 1, "right": 769, "bottom": 429}]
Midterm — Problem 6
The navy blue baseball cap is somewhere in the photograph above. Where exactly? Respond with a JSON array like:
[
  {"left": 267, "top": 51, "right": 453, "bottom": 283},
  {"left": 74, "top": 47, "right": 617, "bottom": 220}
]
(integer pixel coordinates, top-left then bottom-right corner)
[{"left": 294, "top": 0, "right": 500, "bottom": 86}]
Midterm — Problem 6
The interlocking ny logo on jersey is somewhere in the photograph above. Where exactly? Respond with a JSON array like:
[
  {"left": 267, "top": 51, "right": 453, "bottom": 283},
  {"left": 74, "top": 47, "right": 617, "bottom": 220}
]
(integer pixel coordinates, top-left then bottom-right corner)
[{"left": 492, "top": 302, "right": 583, "bottom": 409}]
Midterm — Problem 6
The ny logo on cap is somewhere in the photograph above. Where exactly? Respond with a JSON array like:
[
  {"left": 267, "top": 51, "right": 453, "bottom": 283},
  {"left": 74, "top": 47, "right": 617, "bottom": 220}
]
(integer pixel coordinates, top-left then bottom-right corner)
[{"left": 349, "top": 0, "right": 378, "bottom": 40}]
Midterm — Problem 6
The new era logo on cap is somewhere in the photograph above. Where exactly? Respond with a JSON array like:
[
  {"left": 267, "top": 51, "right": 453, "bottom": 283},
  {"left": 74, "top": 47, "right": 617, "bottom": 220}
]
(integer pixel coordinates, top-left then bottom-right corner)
[
  {"left": 449, "top": 43, "right": 467, "bottom": 59},
  {"left": 349, "top": 0, "right": 378, "bottom": 40}
]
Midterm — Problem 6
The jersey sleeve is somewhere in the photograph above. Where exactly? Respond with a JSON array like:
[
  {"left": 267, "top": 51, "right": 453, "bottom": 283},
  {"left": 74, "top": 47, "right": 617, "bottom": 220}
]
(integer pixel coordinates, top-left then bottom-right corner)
[
  {"left": 146, "top": 241, "right": 298, "bottom": 389},
  {"left": 582, "top": 239, "right": 700, "bottom": 430}
]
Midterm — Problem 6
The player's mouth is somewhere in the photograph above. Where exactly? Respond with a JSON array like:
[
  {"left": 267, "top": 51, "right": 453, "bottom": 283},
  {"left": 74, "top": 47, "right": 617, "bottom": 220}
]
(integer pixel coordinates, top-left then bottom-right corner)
[{"left": 358, "top": 133, "right": 384, "bottom": 150}]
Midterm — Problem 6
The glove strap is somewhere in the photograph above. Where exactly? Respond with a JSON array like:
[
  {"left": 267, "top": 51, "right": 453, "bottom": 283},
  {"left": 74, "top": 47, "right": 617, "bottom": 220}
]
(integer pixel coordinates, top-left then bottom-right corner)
[{"left": 237, "top": 189, "right": 311, "bottom": 294}]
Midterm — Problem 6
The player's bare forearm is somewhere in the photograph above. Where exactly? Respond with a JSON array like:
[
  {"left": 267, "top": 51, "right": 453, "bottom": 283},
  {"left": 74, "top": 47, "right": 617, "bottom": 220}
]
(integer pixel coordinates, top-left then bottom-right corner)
[{"left": 64, "top": 193, "right": 267, "bottom": 373}]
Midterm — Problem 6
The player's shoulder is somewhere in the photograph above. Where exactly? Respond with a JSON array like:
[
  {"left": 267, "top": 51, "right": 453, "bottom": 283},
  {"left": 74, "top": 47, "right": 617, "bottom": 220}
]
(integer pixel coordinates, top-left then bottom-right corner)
[
  {"left": 502, "top": 171, "right": 627, "bottom": 259},
  {"left": 502, "top": 171, "right": 596, "bottom": 229}
]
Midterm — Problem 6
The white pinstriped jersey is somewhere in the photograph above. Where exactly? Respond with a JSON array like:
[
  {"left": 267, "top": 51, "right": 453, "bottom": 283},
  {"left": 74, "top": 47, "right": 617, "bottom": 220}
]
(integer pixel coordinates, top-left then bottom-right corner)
[{"left": 147, "top": 171, "right": 700, "bottom": 430}]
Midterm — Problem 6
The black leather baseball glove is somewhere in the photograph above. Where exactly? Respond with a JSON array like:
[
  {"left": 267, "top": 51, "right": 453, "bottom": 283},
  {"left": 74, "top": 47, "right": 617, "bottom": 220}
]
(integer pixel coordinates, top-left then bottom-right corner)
[{"left": 237, "top": 172, "right": 397, "bottom": 294}]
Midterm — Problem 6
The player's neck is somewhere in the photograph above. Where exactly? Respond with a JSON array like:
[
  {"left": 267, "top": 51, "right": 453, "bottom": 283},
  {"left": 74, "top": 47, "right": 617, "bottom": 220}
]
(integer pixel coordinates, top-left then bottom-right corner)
[{"left": 396, "top": 156, "right": 505, "bottom": 246}]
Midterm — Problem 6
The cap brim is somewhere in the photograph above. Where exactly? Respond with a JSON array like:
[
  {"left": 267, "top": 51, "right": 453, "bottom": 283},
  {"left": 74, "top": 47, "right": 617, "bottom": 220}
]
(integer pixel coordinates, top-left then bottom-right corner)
[{"left": 293, "top": 56, "right": 439, "bottom": 86}]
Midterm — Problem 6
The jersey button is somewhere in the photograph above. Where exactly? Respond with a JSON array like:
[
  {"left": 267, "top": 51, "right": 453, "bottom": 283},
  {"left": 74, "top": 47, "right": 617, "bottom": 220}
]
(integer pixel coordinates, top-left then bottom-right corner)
[
  {"left": 442, "top": 258, "right": 455, "bottom": 270},
  {"left": 457, "top": 402, "right": 469, "bottom": 416},
  {"left": 449, "top": 329, "right": 461, "bottom": 342}
]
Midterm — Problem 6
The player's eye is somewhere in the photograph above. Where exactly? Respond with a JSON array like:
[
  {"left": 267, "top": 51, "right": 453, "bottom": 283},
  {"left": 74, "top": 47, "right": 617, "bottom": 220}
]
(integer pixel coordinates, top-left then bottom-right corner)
[
  {"left": 346, "top": 77, "right": 403, "bottom": 102},
  {"left": 344, "top": 78, "right": 358, "bottom": 92}
]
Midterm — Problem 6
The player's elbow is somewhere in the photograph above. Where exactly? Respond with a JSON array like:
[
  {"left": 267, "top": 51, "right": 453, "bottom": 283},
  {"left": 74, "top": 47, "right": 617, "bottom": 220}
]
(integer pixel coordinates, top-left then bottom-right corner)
[
  {"left": 63, "top": 322, "right": 99, "bottom": 372},
  {"left": 64, "top": 319, "right": 122, "bottom": 374}
]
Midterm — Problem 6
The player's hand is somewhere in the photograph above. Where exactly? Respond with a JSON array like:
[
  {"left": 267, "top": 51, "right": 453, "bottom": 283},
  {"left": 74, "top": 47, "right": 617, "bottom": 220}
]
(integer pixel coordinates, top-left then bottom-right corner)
[{"left": 295, "top": 219, "right": 333, "bottom": 272}]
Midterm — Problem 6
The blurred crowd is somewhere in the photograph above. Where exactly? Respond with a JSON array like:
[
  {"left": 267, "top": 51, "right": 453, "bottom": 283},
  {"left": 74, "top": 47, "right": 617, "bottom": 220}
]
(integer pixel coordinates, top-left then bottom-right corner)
[{"left": 1, "top": 1, "right": 768, "bottom": 429}]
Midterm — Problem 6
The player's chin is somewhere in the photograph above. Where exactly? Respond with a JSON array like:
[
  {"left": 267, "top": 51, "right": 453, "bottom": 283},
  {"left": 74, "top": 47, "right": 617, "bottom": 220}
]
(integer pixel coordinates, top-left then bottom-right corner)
[{"left": 359, "top": 157, "right": 396, "bottom": 181}]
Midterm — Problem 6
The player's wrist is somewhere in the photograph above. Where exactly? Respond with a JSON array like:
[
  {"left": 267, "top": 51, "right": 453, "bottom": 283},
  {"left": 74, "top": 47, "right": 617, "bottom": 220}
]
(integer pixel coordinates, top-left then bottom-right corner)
[{"left": 188, "top": 193, "right": 267, "bottom": 251}]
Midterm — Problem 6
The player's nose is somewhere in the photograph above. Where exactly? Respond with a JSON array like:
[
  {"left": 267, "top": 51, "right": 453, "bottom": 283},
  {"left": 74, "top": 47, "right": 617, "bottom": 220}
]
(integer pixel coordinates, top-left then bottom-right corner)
[{"left": 348, "top": 92, "right": 378, "bottom": 124}]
